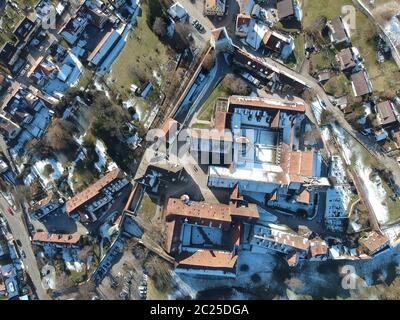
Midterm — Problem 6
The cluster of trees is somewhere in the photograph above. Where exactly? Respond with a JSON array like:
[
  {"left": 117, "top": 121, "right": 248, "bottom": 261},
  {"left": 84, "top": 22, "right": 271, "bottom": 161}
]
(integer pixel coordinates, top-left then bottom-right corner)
[{"left": 222, "top": 73, "right": 252, "bottom": 96}]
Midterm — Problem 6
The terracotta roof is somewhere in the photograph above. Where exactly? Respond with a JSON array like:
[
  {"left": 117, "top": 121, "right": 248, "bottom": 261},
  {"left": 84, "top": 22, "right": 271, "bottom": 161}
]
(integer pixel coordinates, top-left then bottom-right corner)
[
  {"left": 231, "top": 222, "right": 242, "bottom": 247},
  {"left": 166, "top": 198, "right": 232, "bottom": 223},
  {"left": 280, "top": 146, "right": 315, "bottom": 182},
  {"left": 214, "top": 111, "right": 227, "bottom": 131},
  {"left": 230, "top": 184, "right": 243, "bottom": 201},
  {"left": 166, "top": 197, "right": 259, "bottom": 223},
  {"left": 376, "top": 101, "right": 397, "bottom": 126},
  {"left": 310, "top": 240, "right": 328, "bottom": 257},
  {"left": 297, "top": 189, "right": 310, "bottom": 204},
  {"left": 270, "top": 110, "right": 281, "bottom": 128},
  {"left": 236, "top": 14, "right": 251, "bottom": 34},
  {"left": 32, "top": 232, "right": 81, "bottom": 245},
  {"left": 277, "top": 0, "right": 294, "bottom": 20},
  {"left": 229, "top": 202, "right": 259, "bottom": 220},
  {"left": 359, "top": 231, "right": 389, "bottom": 254},
  {"left": 177, "top": 250, "right": 238, "bottom": 270},
  {"left": 287, "top": 251, "right": 298, "bottom": 266},
  {"left": 263, "top": 31, "right": 291, "bottom": 53},
  {"left": 228, "top": 96, "right": 305, "bottom": 113},
  {"left": 66, "top": 168, "right": 123, "bottom": 214}
]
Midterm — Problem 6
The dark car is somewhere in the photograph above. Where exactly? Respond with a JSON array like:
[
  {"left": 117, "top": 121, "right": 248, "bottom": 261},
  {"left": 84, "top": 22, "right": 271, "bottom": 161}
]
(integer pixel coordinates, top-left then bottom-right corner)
[
  {"left": 16, "top": 239, "right": 22, "bottom": 247},
  {"left": 21, "top": 250, "right": 26, "bottom": 259}
]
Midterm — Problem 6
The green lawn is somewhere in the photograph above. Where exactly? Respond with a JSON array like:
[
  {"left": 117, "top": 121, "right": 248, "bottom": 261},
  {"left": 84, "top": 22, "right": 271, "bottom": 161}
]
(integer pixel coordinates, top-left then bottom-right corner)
[
  {"left": 137, "top": 193, "right": 157, "bottom": 222},
  {"left": 110, "top": 3, "right": 169, "bottom": 100},
  {"left": 324, "top": 74, "right": 351, "bottom": 97},
  {"left": 302, "top": 0, "right": 400, "bottom": 95},
  {"left": 197, "top": 82, "right": 229, "bottom": 121},
  {"left": 294, "top": 34, "right": 305, "bottom": 70},
  {"left": 191, "top": 122, "right": 211, "bottom": 129}
]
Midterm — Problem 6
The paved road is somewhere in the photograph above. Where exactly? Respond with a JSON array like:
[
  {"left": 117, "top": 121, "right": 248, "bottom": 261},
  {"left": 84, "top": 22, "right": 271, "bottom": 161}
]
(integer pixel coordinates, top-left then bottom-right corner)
[{"left": 0, "top": 196, "right": 51, "bottom": 300}]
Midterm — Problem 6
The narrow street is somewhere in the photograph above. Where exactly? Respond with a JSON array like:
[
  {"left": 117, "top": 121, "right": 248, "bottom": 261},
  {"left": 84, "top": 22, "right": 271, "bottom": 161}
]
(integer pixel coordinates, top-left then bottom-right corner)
[{"left": 0, "top": 196, "right": 50, "bottom": 300}]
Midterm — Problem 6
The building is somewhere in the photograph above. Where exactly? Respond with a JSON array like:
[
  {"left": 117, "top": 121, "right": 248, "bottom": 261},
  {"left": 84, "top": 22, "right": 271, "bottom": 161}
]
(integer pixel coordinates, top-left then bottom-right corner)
[
  {"left": 32, "top": 232, "right": 82, "bottom": 248},
  {"left": 207, "top": 95, "right": 330, "bottom": 215},
  {"left": 336, "top": 47, "right": 362, "bottom": 72},
  {"left": 167, "top": 2, "right": 188, "bottom": 21},
  {"left": 66, "top": 168, "right": 130, "bottom": 223},
  {"left": 210, "top": 27, "right": 233, "bottom": 52},
  {"left": 235, "top": 14, "right": 252, "bottom": 38},
  {"left": 351, "top": 70, "right": 373, "bottom": 97},
  {"left": 232, "top": 47, "right": 308, "bottom": 94},
  {"left": 277, "top": 0, "right": 300, "bottom": 22},
  {"left": 204, "top": 0, "right": 226, "bottom": 16},
  {"left": 188, "top": 128, "right": 233, "bottom": 165},
  {"left": 263, "top": 30, "right": 294, "bottom": 60},
  {"left": 327, "top": 16, "right": 351, "bottom": 47},
  {"left": 359, "top": 231, "right": 390, "bottom": 255},
  {"left": 375, "top": 101, "right": 398, "bottom": 128},
  {"left": 164, "top": 193, "right": 259, "bottom": 276},
  {"left": 87, "top": 29, "right": 122, "bottom": 67},
  {"left": 29, "top": 192, "right": 60, "bottom": 220},
  {"left": 155, "top": 118, "right": 181, "bottom": 148}
]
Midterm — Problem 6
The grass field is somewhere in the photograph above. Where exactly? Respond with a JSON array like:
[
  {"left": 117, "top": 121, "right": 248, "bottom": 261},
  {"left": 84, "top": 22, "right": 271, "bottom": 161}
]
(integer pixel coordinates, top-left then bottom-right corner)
[
  {"left": 110, "top": 3, "right": 170, "bottom": 100},
  {"left": 302, "top": 0, "right": 400, "bottom": 95},
  {"left": 324, "top": 74, "right": 351, "bottom": 97},
  {"left": 137, "top": 193, "right": 157, "bottom": 222},
  {"left": 197, "top": 82, "right": 230, "bottom": 121}
]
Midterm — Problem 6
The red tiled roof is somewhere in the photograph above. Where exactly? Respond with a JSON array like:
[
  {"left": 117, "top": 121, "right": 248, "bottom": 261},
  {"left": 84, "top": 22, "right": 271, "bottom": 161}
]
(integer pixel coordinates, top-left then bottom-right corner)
[
  {"left": 297, "top": 189, "right": 310, "bottom": 204},
  {"left": 32, "top": 232, "right": 81, "bottom": 245},
  {"left": 229, "top": 96, "right": 305, "bottom": 113},
  {"left": 177, "top": 250, "right": 238, "bottom": 270},
  {"left": 66, "top": 168, "right": 123, "bottom": 214},
  {"left": 310, "top": 240, "right": 328, "bottom": 257},
  {"left": 214, "top": 111, "right": 227, "bottom": 131}
]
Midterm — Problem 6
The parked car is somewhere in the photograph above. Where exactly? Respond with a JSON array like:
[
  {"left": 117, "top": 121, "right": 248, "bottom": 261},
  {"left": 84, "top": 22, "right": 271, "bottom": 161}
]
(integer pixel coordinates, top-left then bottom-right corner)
[
  {"left": 16, "top": 239, "right": 22, "bottom": 247},
  {"left": 6, "top": 207, "right": 13, "bottom": 215},
  {"left": 21, "top": 250, "right": 26, "bottom": 259}
]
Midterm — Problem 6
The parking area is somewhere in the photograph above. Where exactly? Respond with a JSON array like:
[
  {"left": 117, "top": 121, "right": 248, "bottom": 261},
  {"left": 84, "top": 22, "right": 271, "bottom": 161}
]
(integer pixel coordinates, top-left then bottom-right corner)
[{"left": 97, "top": 245, "right": 147, "bottom": 300}]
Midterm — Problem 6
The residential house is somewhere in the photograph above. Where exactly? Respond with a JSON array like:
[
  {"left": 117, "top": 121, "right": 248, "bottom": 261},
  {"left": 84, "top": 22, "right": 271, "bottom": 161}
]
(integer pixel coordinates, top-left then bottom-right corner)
[
  {"left": 350, "top": 70, "right": 373, "bottom": 97},
  {"left": 375, "top": 101, "right": 398, "bottom": 129},
  {"left": 32, "top": 232, "right": 82, "bottom": 248},
  {"left": 327, "top": 16, "right": 351, "bottom": 47},
  {"left": 204, "top": 0, "right": 226, "bottom": 16},
  {"left": 277, "top": 0, "right": 301, "bottom": 23},
  {"left": 359, "top": 231, "right": 390, "bottom": 256},
  {"left": 336, "top": 47, "right": 362, "bottom": 72},
  {"left": 235, "top": 14, "right": 252, "bottom": 38},
  {"left": 263, "top": 30, "right": 294, "bottom": 60}
]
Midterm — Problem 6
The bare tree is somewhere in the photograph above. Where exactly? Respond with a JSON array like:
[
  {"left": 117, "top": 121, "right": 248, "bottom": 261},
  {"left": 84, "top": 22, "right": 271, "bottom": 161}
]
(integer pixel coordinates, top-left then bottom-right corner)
[
  {"left": 46, "top": 119, "right": 76, "bottom": 151},
  {"left": 152, "top": 17, "right": 167, "bottom": 38},
  {"left": 222, "top": 74, "right": 251, "bottom": 95},
  {"left": 202, "top": 51, "right": 216, "bottom": 72}
]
